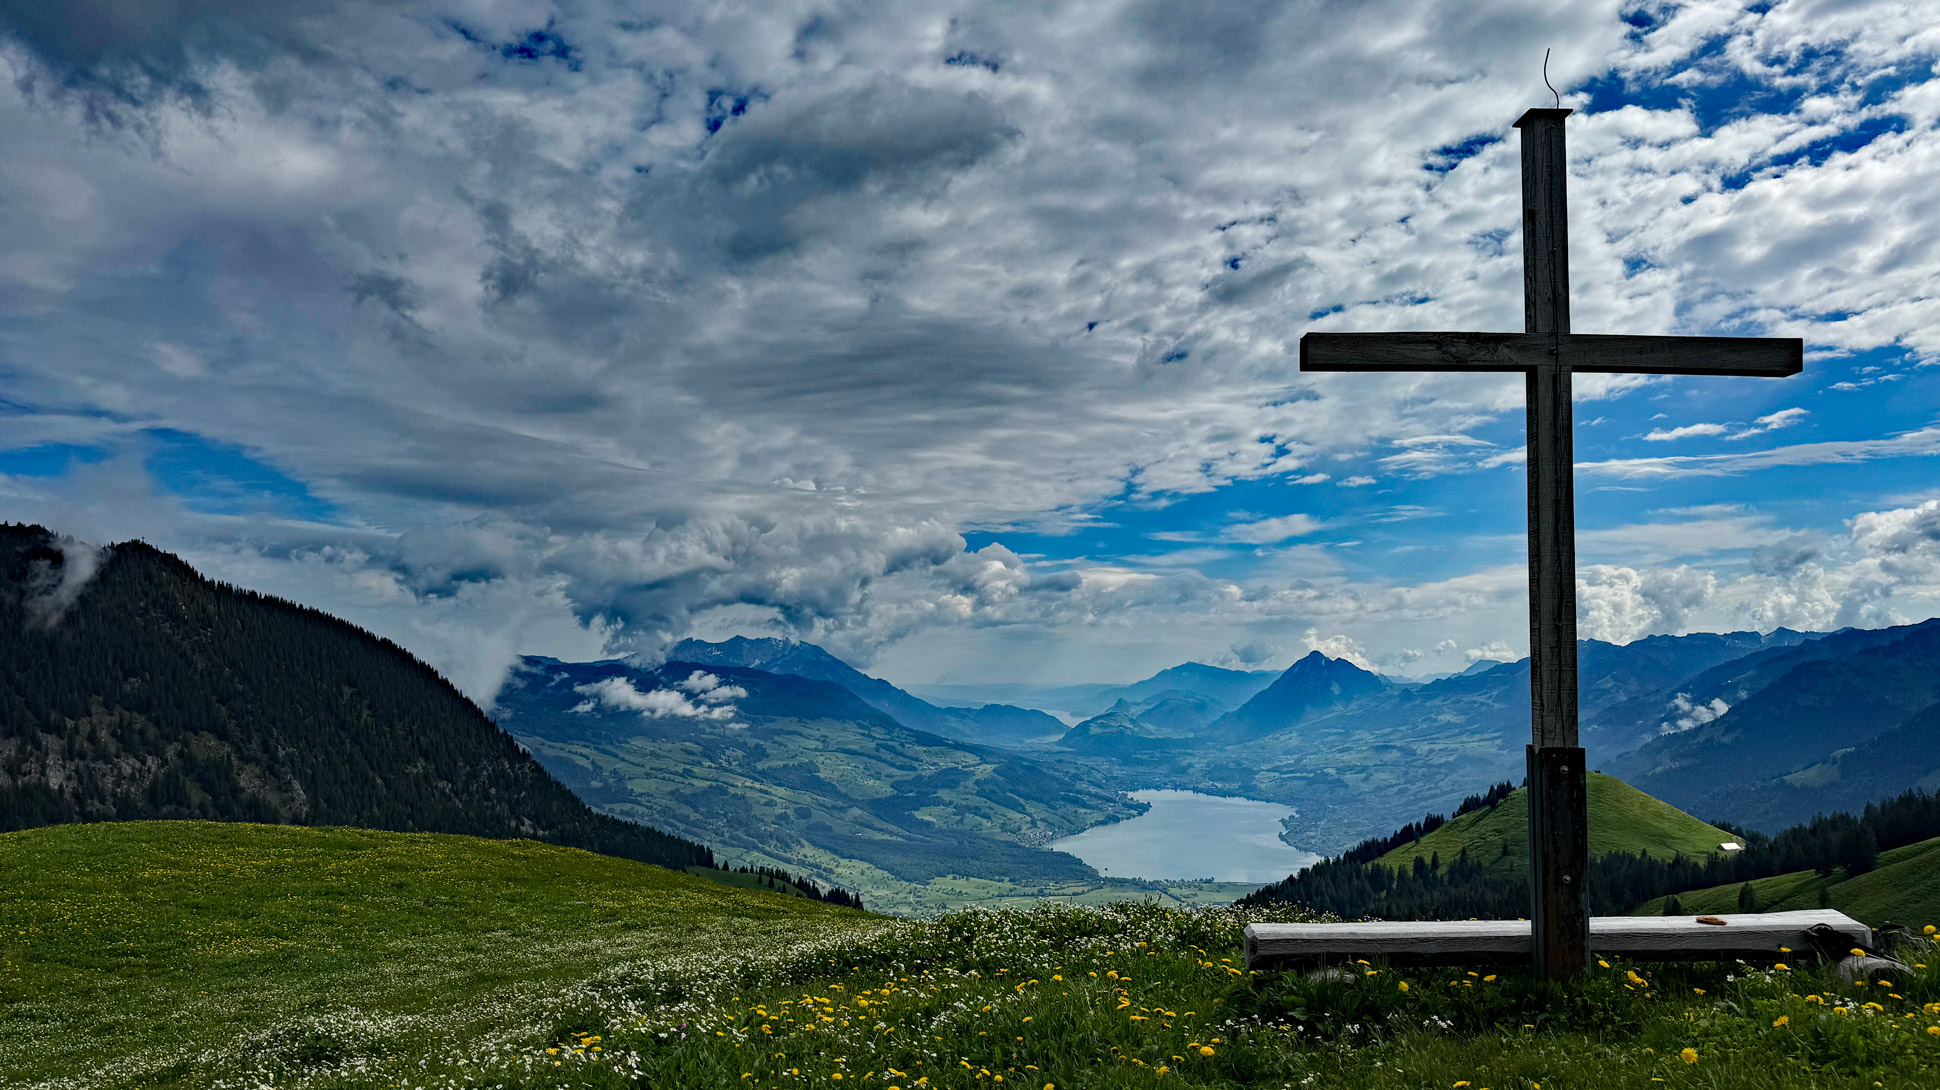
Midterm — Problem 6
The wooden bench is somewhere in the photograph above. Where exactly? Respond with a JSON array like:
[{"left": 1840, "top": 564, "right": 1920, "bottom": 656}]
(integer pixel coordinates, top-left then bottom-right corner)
[{"left": 1245, "top": 909, "right": 1872, "bottom": 970}]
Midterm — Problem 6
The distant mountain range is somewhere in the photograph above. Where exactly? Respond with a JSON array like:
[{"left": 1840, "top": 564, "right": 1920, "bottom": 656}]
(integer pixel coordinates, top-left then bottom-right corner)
[
  {"left": 1606, "top": 618, "right": 1940, "bottom": 829},
  {"left": 0, "top": 524, "right": 714, "bottom": 876},
  {"left": 906, "top": 661, "right": 1279, "bottom": 722},
  {"left": 670, "top": 637, "right": 1066, "bottom": 745},
  {"left": 653, "top": 622, "right": 1940, "bottom": 853}
]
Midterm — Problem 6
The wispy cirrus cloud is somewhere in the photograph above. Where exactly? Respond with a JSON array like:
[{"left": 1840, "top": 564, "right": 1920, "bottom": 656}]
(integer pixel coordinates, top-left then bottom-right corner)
[{"left": 1580, "top": 428, "right": 1940, "bottom": 479}]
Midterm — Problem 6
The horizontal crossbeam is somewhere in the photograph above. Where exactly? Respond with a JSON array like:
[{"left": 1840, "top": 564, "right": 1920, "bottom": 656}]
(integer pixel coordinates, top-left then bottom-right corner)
[
  {"left": 1243, "top": 909, "right": 1869, "bottom": 970},
  {"left": 1300, "top": 332, "right": 1803, "bottom": 376}
]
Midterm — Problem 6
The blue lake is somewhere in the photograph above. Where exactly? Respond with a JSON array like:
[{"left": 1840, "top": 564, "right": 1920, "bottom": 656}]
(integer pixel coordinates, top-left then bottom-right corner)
[{"left": 1048, "top": 789, "right": 1321, "bottom": 883}]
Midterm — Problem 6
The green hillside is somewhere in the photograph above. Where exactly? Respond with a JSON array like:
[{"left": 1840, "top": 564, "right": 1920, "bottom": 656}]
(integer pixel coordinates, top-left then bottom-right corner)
[
  {"left": 1633, "top": 835, "right": 1940, "bottom": 927},
  {"left": 1376, "top": 773, "right": 1734, "bottom": 876},
  {"left": 0, "top": 525, "right": 714, "bottom": 875},
  {"left": 0, "top": 821, "right": 887, "bottom": 1087}
]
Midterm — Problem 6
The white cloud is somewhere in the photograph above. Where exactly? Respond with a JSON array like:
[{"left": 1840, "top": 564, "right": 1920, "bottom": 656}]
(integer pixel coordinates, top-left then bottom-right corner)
[
  {"left": 1643, "top": 422, "right": 1729, "bottom": 441},
  {"left": 1302, "top": 628, "right": 1374, "bottom": 671},
  {"left": 1750, "top": 407, "right": 1807, "bottom": 431},
  {"left": 1339, "top": 476, "right": 1377, "bottom": 488},
  {"left": 1464, "top": 640, "right": 1515, "bottom": 663},
  {"left": 676, "top": 670, "right": 748, "bottom": 703},
  {"left": 1577, "top": 564, "right": 1718, "bottom": 644},
  {"left": 574, "top": 675, "right": 741, "bottom": 722},
  {"left": 1642, "top": 408, "right": 1806, "bottom": 443},
  {"left": 1660, "top": 692, "right": 1730, "bottom": 735},
  {"left": 1221, "top": 513, "right": 1322, "bottom": 544}
]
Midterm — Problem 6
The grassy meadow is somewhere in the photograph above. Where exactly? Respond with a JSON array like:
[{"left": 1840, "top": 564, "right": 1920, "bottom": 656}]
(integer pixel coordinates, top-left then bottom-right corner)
[
  {"left": 8, "top": 821, "right": 1940, "bottom": 1089},
  {"left": 0, "top": 822, "right": 893, "bottom": 1087},
  {"left": 1634, "top": 835, "right": 1940, "bottom": 927}
]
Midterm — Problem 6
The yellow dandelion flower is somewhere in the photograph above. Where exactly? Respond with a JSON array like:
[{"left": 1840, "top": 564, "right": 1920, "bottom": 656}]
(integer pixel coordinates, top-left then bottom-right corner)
[
  {"left": 1773, "top": 1015, "right": 1790, "bottom": 1027},
  {"left": 1454, "top": 1083, "right": 1471, "bottom": 1088},
  {"left": 1198, "top": 1045, "right": 1215, "bottom": 1057},
  {"left": 1598, "top": 960, "right": 1611, "bottom": 969},
  {"left": 1693, "top": 987, "right": 1706, "bottom": 995},
  {"left": 1774, "top": 963, "right": 1789, "bottom": 971},
  {"left": 1852, "top": 948, "right": 1868, "bottom": 957},
  {"left": 1681, "top": 1048, "right": 1698, "bottom": 1065},
  {"left": 1399, "top": 981, "right": 1410, "bottom": 992},
  {"left": 1483, "top": 974, "right": 1497, "bottom": 982},
  {"left": 1928, "top": 1026, "right": 1940, "bottom": 1036},
  {"left": 1925, "top": 925, "right": 1937, "bottom": 935}
]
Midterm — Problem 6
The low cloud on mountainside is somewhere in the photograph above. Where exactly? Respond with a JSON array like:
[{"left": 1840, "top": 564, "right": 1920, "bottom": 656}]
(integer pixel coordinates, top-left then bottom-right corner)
[
  {"left": 573, "top": 671, "right": 747, "bottom": 724},
  {"left": 2, "top": 2, "right": 1940, "bottom": 697}
]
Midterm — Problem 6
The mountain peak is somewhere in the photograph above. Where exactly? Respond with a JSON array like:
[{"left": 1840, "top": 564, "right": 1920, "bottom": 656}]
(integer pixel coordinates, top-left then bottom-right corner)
[
  {"left": 670, "top": 635, "right": 845, "bottom": 671},
  {"left": 1214, "top": 649, "right": 1386, "bottom": 736}
]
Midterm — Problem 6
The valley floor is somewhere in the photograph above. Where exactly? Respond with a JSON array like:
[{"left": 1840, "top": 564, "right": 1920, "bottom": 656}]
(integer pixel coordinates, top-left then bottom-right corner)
[{"left": 726, "top": 833, "right": 1266, "bottom": 915}]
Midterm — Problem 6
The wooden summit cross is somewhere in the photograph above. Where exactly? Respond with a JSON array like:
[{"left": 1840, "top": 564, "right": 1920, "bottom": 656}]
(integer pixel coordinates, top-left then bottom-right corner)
[{"left": 1297, "top": 108, "right": 1803, "bottom": 980}]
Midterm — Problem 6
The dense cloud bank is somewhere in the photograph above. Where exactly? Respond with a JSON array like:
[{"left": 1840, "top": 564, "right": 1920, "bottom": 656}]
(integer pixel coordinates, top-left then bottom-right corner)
[{"left": 2, "top": 1, "right": 1938, "bottom": 696}]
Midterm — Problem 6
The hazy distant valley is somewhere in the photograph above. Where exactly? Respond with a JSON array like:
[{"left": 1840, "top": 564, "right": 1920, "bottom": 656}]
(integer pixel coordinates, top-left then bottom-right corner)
[{"left": 493, "top": 621, "right": 1940, "bottom": 912}]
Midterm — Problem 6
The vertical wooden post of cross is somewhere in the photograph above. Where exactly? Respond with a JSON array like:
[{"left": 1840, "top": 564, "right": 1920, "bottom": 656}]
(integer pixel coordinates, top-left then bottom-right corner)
[{"left": 1516, "top": 107, "right": 1590, "bottom": 981}]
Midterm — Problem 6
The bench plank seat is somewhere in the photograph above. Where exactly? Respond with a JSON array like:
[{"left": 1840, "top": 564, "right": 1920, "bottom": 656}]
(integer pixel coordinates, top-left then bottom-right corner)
[{"left": 1245, "top": 909, "right": 1871, "bottom": 970}]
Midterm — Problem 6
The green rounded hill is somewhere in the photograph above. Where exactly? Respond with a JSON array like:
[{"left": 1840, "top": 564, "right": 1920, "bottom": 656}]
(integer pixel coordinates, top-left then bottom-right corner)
[{"left": 1376, "top": 772, "right": 1735, "bottom": 875}]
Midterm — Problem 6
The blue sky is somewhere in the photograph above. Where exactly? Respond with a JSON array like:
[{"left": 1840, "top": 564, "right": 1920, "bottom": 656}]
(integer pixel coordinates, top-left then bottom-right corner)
[{"left": 2, "top": 1, "right": 1939, "bottom": 699}]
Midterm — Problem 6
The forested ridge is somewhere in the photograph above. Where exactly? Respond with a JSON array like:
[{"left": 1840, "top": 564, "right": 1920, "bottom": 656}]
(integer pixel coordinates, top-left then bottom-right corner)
[
  {"left": 0, "top": 523, "right": 724, "bottom": 875},
  {"left": 1240, "top": 784, "right": 1940, "bottom": 920}
]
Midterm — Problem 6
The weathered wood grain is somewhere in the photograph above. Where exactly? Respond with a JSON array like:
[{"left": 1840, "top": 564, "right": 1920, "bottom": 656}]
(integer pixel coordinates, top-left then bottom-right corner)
[
  {"left": 1566, "top": 334, "right": 1803, "bottom": 375},
  {"left": 1299, "top": 333, "right": 1803, "bottom": 376},
  {"left": 1517, "top": 106, "right": 1586, "bottom": 980},
  {"left": 1526, "top": 745, "right": 1588, "bottom": 976},
  {"left": 1243, "top": 910, "right": 1871, "bottom": 970},
  {"left": 1299, "top": 331, "right": 1530, "bottom": 371}
]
